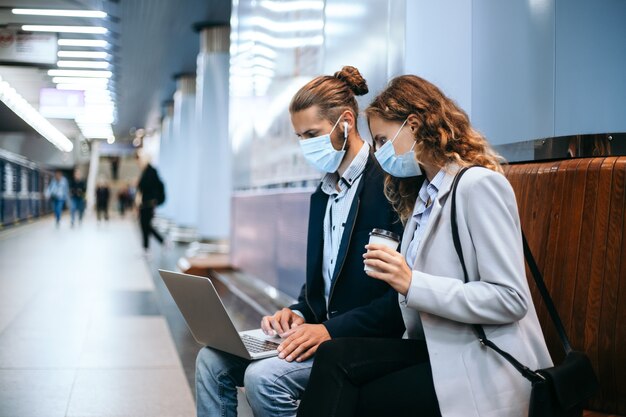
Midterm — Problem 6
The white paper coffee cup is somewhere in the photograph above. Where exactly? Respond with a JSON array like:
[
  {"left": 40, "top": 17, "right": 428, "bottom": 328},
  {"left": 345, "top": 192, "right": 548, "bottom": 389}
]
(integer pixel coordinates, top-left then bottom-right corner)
[{"left": 364, "top": 228, "right": 401, "bottom": 272}]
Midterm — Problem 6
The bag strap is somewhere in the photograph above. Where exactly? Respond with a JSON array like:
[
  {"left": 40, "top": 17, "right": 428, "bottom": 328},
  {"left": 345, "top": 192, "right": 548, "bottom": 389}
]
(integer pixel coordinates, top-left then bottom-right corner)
[
  {"left": 450, "top": 166, "right": 572, "bottom": 383},
  {"left": 521, "top": 234, "right": 573, "bottom": 354}
]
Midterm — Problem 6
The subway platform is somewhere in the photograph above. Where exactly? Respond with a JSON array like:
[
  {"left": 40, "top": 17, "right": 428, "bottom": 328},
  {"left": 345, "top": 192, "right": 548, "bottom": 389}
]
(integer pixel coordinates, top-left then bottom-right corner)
[{"left": 0, "top": 214, "right": 264, "bottom": 417}]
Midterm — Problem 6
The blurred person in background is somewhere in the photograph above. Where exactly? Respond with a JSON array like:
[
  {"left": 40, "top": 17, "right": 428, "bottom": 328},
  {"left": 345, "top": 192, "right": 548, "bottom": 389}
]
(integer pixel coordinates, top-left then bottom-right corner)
[
  {"left": 45, "top": 169, "right": 69, "bottom": 227},
  {"left": 69, "top": 168, "right": 87, "bottom": 227},
  {"left": 95, "top": 180, "right": 110, "bottom": 222},
  {"left": 110, "top": 156, "right": 120, "bottom": 180},
  {"left": 117, "top": 185, "right": 131, "bottom": 217},
  {"left": 128, "top": 181, "right": 137, "bottom": 209},
  {"left": 136, "top": 154, "right": 166, "bottom": 253}
]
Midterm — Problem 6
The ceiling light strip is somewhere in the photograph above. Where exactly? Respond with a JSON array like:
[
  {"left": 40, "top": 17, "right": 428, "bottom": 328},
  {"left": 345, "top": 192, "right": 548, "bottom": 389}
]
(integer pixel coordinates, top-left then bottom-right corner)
[
  {"left": 51, "top": 77, "right": 109, "bottom": 84},
  {"left": 58, "top": 39, "right": 109, "bottom": 47},
  {"left": 258, "top": 1, "right": 324, "bottom": 13},
  {"left": 22, "top": 25, "right": 108, "bottom": 34},
  {"left": 247, "top": 16, "right": 323, "bottom": 32},
  {"left": 48, "top": 69, "right": 112, "bottom": 78},
  {"left": 12, "top": 9, "right": 107, "bottom": 18},
  {"left": 57, "top": 60, "right": 110, "bottom": 69},
  {"left": 56, "top": 84, "right": 111, "bottom": 91},
  {"left": 58, "top": 51, "right": 109, "bottom": 59},
  {"left": 234, "top": 31, "right": 323, "bottom": 48}
]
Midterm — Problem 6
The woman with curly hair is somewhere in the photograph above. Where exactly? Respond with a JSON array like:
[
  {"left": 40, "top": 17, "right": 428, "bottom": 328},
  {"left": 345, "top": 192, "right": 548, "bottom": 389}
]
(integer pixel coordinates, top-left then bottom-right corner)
[{"left": 297, "top": 75, "right": 553, "bottom": 417}]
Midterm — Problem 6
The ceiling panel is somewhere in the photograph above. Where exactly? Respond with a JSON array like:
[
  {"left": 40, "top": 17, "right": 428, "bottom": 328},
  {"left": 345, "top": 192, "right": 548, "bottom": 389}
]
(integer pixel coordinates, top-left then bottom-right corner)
[{"left": 115, "top": 0, "right": 230, "bottom": 140}]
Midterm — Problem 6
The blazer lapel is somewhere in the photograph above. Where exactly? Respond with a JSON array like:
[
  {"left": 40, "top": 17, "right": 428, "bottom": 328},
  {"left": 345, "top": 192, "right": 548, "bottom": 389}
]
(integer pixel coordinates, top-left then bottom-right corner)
[
  {"left": 306, "top": 186, "right": 328, "bottom": 289},
  {"left": 329, "top": 170, "right": 366, "bottom": 284},
  {"left": 411, "top": 166, "right": 459, "bottom": 262}
]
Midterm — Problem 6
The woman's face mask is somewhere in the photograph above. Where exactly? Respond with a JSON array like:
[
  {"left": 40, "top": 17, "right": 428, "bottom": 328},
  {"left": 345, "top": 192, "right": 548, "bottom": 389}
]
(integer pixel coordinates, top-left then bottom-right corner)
[
  {"left": 371, "top": 117, "right": 422, "bottom": 178},
  {"left": 298, "top": 114, "right": 347, "bottom": 173}
]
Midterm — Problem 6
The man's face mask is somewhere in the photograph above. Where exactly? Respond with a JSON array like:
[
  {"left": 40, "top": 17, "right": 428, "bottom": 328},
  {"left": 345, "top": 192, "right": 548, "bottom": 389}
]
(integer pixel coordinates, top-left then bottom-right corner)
[{"left": 299, "top": 115, "right": 347, "bottom": 173}]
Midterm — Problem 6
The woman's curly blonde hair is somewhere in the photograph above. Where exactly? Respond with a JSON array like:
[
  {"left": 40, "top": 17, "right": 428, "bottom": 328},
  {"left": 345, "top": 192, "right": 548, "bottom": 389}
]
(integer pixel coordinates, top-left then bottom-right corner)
[{"left": 366, "top": 75, "right": 505, "bottom": 223}]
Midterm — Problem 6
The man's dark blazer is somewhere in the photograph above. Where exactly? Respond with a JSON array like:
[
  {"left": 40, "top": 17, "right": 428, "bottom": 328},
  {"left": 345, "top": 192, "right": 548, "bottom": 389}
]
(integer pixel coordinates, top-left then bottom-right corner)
[{"left": 289, "top": 153, "right": 406, "bottom": 338}]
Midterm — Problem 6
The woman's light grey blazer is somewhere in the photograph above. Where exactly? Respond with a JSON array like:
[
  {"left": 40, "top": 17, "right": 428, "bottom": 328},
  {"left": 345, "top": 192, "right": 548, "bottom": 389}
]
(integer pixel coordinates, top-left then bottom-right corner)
[{"left": 400, "top": 165, "right": 553, "bottom": 417}]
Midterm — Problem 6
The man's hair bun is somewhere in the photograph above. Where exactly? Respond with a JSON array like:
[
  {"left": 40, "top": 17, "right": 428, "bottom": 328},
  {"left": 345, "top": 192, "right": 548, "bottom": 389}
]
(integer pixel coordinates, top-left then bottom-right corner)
[{"left": 334, "top": 66, "right": 369, "bottom": 96}]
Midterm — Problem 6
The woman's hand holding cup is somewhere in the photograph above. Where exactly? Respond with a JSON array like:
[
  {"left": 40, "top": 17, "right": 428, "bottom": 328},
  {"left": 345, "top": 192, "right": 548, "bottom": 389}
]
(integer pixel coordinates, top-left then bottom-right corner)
[{"left": 364, "top": 240, "right": 412, "bottom": 297}]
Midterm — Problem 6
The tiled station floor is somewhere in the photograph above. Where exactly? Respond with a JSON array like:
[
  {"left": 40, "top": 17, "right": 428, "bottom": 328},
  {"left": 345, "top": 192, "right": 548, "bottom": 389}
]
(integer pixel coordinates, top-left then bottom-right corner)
[{"left": 0, "top": 214, "right": 196, "bottom": 417}]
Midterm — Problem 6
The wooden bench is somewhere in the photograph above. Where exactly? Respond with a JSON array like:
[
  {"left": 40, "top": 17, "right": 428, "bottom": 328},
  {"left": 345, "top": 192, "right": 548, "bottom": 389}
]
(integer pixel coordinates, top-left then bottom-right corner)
[{"left": 503, "top": 157, "right": 626, "bottom": 416}]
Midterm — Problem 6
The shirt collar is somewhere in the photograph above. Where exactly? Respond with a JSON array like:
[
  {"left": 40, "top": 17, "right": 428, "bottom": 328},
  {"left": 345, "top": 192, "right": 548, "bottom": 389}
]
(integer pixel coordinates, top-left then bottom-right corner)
[
  {"left": 321, "top": 141, "right": 370, "bottom": 196},
  {"left": 412, "top": 168, "right": 446, "bottom": 217}
]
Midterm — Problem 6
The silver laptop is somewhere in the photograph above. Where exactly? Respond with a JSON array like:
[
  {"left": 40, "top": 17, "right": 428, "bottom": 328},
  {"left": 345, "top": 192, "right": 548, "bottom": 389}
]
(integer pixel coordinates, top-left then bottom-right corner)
[{"left": 158, "top": 269, "right": 281, "bottom": 360}]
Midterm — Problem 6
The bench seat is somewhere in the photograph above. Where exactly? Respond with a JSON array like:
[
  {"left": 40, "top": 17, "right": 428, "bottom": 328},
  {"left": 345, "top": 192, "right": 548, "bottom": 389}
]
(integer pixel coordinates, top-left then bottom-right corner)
[{"left": 504, "top": 157, "right": 626, "bottom": 417}]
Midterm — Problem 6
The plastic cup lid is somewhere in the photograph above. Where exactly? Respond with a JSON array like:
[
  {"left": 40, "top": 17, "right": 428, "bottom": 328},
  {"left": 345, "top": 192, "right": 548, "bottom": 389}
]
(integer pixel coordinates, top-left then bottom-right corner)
[{"left": 369, "top": 228, "right": 400, "bottom": 242}]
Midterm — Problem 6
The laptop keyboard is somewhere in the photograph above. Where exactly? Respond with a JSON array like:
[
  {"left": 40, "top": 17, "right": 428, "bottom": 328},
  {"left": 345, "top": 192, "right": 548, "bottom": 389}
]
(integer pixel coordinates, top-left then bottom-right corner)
[{"left": 241, "top": 334, "right": 280, "bottom": 354}]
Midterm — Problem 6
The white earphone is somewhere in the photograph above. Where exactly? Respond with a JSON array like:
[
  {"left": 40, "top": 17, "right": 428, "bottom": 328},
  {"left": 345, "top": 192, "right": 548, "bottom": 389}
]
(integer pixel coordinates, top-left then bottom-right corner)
[{"left": 343, "top": 121, "right": 349, "bottom": 140}]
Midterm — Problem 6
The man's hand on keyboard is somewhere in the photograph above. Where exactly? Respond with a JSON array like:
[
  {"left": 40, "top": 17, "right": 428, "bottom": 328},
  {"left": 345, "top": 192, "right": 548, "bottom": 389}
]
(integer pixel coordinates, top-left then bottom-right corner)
[
  {"left": 261, "top": 308, "right": 305, "bottom": 337},
  {"left": 276, "top": 324, "right": 331, "bottom": 363}
]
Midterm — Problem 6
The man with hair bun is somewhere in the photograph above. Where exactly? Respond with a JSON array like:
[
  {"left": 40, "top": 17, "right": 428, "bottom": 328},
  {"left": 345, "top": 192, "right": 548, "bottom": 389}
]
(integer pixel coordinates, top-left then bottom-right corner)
[{"left": 195, "top": 66, "right": 405, "bottom": 417}]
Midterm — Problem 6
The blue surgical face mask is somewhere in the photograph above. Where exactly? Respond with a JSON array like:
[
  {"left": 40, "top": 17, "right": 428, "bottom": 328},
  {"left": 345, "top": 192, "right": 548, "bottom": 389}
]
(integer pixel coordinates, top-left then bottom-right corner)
[
  {"left": 374, "top": 118, "right": 422, "bottom": 178},
  {"left": 299, "top": 115, "right": 346, "bottom": 173}
]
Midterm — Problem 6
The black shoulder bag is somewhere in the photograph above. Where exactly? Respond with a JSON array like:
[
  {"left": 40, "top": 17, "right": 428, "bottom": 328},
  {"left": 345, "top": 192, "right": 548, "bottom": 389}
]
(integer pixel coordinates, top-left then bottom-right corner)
[{"left": 450, "top": 167, "right": 599, "bottom": 417}]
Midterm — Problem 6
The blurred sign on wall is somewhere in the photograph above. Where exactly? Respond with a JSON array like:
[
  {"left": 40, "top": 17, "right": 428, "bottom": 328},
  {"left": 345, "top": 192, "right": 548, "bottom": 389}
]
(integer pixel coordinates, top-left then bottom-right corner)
[
  {"left": 0, "top": 28, "right": 57, "bottom": 66},
  {"left": 39, "top": 88, "right": 85, "bottom": 119}
]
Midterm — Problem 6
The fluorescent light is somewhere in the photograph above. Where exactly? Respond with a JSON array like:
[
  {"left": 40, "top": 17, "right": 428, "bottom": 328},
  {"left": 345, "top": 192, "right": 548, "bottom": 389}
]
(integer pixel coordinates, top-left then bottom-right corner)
[
  {"left": 230, "top": 66, "right": 275, "bottom": 79},
  {"left": 78, "top": 126, "right": 114, "bottom": 132},
  {"left": 77, "top": 126, "right": 115, "bottom": 132},
  {"left": 233, "top": 56, "right": 275, "bottom": 70},
  {"left": 0, "top": 77, "right": 73, "bottom": 152},
  {"left": 85, "top": 99, "right": 114, "bottom": 106},
  {"left": 324, "top": 3, "right": 367, "bottom": 18},
  {"left": 83, "top": 133, "right": 113, "bottom": 139},
  {"left": 80, "top": 104, "right": 116, "bottom": 114},
  {"left": 57, "top": 60, "right": 110, "bottom": 69},
  {"left": 48, "top": 69, "right": 112, "bottom": 78},
  {"left": 237, "top": 31, "right": 323, "bottom": 48},
  {"left": 231, "top": 42, "right": 278, "bottom": 60},
  {"left": 52, "top": 77, "right": 109, "bottom": 84},
  {"left": 77, "top": 122, "right": 113, "bottom": 128},
  {"left": 252, "top": 57, "right": 276, "bottom": 69},
  {"left": 79, "top": 119, "right": 114, "bottom": 125},
  {"left": 253, "top": 44, "right": 278, "bottom": 59},
  {"left": 258, "top": 1, "right": 324, "bottom": 13},
  {"left": 76, "top": 115, "right": 115, "bottom": 124},
  {"left": 58, "top": 39, "right": 109, "bottom": 48},
  {"left": 77, "top": 121, "right": 114, "bottom": 127},
  {"left": 56, "top": 84, "right": 110, "bottom": 91},
  {"left": 12, "top": 8, "right": 107, "bottom": 18},
  {"left": 248, "top": 16, "right": 324, "bottom": 33},
  {"left": 253, "top": 74, "right": 273, "bottom": 84},
  {"left": 78, "top": 124, "right": 114, "bottom": 139},
  {"left": 58, "top": 51, "right": 108, "bottom": 59},
  {"left": 22, "top": 25, "right": 107, "bottom": 34},
  {"left": 84, "top": 90, "right": 113, "bottom": 98}
]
